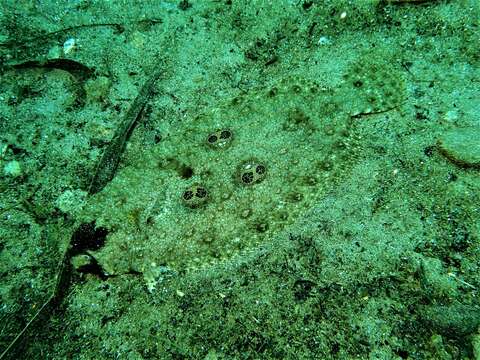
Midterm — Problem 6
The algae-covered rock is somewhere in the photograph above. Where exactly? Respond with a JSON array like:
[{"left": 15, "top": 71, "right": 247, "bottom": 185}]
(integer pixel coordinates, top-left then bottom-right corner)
[
  {"left": 3, "top": 160, "right": 22, "bottom": 177},
  {"left": 438, "top": 127, "right": 480, "bottom": 168},
  {"left": 419, "top": 303, "right": 480, "bottom": 338},
  {"left": 420, "top": 256, "right": 458, "bottom": 299}
]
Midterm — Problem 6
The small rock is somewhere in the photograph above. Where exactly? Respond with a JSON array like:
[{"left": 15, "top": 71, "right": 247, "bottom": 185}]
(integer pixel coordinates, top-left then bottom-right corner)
[
  {"left": 71, "top": 254, "right": 94, "bottom": 272},
  {"left": 420, "top": 257, "right": 458, "bottom": 299},
  {"left": 3, "top": 160, "right": 22, "bottom": 177},
  {"left": 318, "top": 36, "right": 331, "bottom": 46},
  {"left": 63, "top": 37, "right": 76, "bottom": 55},
  {"left": 438, "top": 127, "right": 480, "bottom": 168}
]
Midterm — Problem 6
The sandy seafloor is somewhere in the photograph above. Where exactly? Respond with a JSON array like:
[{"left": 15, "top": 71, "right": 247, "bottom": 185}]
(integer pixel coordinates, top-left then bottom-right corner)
[{"left": 0, "top": 0, "right": 479, "bottom": 359}]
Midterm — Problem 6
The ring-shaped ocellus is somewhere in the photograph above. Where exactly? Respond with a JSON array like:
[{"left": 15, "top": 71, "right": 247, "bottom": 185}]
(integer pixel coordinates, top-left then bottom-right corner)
[
  {"left": 206, "top": 129, "right": 233, "bottom": 149},
  {"left": 238, "top": 161, "right": 267, "bottom": 186},
  {"left": 182, "top": 184, "right": 209, "bottom": 208}
]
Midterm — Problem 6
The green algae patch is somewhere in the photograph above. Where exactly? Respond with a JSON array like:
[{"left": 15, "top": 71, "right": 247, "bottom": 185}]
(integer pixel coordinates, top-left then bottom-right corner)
[{"left": 438, "top": 127, "right": 480, "bottom": 168}]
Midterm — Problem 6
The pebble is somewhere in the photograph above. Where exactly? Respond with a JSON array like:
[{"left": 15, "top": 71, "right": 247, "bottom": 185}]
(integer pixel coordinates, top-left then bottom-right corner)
[
  {"left": 438, "top": 127, "right": 480, "bottom": 168},
  {"left": 63, "top": 38, "right": 76, "bottom": 55},
  {"left": 3, "top": 160, "right": 22, "bottom": 177}
]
